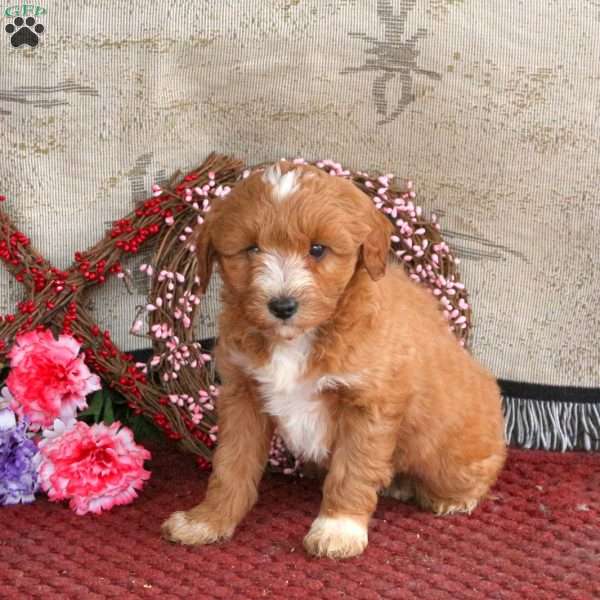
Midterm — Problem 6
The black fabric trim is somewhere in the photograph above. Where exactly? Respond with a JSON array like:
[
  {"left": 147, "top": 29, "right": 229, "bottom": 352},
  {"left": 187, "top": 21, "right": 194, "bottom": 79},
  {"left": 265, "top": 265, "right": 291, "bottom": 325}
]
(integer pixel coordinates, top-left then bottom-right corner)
[
  {"left": 498, "top": 380, "right": 599, "bottom": 404},
  {"left": 130, "top": 348, "right": 152, "bottom": 362}
]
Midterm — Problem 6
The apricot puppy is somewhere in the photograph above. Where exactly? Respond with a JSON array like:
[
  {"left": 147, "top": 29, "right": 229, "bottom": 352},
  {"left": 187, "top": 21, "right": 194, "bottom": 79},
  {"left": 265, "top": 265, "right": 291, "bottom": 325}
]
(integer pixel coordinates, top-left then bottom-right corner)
[{"left": 162, "top": 162, "right": 506, "bottom": 559}]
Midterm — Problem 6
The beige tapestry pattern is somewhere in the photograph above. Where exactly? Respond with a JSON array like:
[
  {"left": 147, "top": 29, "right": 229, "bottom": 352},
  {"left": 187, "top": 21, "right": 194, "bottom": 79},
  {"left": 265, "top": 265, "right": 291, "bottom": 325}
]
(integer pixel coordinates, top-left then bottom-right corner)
[{"left": 0, "top": 0, "right": 598, "bottom": 388}]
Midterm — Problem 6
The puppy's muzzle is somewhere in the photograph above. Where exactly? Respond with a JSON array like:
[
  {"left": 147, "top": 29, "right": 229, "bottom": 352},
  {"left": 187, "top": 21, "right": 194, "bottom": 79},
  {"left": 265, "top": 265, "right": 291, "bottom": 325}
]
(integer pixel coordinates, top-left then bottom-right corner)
[{"left": 267, "top": 296, "right": 299, "bottom": 320}]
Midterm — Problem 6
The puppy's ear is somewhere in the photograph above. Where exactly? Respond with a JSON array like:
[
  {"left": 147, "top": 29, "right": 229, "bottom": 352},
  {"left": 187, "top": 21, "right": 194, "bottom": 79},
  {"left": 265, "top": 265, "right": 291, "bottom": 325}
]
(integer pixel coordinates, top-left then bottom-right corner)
[
  {"left": 360, "top": 208, "right": 394, "bottom": 281},
  {"left": 195, "top": 221, "right": 216, "bottom": 295}
]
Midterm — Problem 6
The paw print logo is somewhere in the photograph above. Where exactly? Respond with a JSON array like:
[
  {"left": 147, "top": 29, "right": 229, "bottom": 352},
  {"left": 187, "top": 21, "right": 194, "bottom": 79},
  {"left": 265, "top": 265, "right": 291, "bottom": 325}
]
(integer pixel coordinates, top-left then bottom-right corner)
[{"left": 5, "top": 16, "right": 45, "bottom": 48}]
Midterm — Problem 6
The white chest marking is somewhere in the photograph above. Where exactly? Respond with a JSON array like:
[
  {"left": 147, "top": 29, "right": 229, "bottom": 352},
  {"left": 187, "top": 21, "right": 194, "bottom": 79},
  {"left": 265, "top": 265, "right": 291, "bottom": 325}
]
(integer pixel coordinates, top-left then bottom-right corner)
[
  {"left": 230, "top": 338, "right": 362, "bottom": 464},
  {"left": 256, "top": 336, "right": 329, "bottom": 463},
  {"left": 230, "top": 335, "right": 329, "bottom": 463}
]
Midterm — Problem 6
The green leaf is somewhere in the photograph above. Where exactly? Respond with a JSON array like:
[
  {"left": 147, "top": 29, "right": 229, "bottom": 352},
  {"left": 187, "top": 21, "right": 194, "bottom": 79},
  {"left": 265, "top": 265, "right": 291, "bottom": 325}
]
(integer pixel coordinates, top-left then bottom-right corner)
[
  {"left": 75, "top": 385, "right": 162, "bottom": 442},
  {"left": 130, "top": 415, "right": 163, "bottom": 443},
  {"left": 102, "top": 395, "right": 115, "bottom": 425},
  {"left": 113, "top": 402, "right": 128, "bottom": 423},
  {"left": 78, "top": 390, "right": 105, "bottom": 420}
]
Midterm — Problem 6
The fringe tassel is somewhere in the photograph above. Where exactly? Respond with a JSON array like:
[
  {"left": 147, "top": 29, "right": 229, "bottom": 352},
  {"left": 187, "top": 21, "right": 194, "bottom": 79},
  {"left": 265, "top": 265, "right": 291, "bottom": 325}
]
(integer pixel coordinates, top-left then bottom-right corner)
[{"left": 503, "top": 396, "right": 600, "bottom": 451}]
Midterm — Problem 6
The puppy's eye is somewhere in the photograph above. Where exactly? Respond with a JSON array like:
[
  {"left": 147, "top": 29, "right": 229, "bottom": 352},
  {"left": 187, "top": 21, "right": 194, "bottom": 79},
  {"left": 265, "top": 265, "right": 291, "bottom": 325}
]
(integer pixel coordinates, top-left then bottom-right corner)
[
  {"left": 309, "top": 244, "right": 327, "bottom": 259},
  {"left": 245, "top": 244, "right": 260, "bottom": 254}
]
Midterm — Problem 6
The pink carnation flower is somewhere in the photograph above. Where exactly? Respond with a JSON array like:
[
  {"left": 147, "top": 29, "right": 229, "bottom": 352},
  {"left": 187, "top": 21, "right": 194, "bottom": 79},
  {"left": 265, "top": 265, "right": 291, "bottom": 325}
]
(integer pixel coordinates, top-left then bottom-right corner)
[
  {"left": 7, "top": 329, "right": 101, "bottom": 427},
  {"left": 38, "top": 421, "right": 151, "bottom": 515}
]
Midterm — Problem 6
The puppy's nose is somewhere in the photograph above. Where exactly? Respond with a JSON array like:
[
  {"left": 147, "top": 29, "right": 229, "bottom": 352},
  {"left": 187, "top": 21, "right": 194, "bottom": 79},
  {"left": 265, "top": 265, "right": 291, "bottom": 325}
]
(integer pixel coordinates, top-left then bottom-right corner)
[{"left": 268, "top": 297, "right": 299, "bottom": 320}]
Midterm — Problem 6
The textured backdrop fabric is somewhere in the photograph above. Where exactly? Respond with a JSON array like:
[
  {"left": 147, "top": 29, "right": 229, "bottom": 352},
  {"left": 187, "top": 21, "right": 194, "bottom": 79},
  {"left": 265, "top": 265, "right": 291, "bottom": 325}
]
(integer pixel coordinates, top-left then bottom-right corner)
[{"left": 0, "top": 0, "right": 598, "bottom": 393}]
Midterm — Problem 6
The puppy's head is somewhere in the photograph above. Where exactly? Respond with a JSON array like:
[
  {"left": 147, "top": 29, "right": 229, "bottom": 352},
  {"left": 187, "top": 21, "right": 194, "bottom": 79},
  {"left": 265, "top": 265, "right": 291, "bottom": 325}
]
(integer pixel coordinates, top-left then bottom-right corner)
[{"left": 197, "top": 161, "right": 393, "bottom": 340}]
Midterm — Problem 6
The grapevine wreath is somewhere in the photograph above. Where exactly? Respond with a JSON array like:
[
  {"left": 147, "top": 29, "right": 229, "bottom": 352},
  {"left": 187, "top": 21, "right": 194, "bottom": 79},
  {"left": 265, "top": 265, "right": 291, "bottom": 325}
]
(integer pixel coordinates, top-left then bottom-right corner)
[{"left": 0, "top": 153, "right": 471, "bottom": 476}]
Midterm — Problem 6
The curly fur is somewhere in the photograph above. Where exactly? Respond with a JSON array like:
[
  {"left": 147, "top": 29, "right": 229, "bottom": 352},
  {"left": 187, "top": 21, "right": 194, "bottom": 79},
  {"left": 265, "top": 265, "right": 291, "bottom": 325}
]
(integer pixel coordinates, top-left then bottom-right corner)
[{"left": 162, "top": 162, "right": 506, "bottom": 559}]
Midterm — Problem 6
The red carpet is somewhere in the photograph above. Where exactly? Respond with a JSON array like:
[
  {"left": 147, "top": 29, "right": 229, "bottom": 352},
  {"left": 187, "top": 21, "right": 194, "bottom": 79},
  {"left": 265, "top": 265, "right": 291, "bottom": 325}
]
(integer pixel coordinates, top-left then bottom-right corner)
[{"left": 1, "top": 447, "right": 599, "bottom": 600}]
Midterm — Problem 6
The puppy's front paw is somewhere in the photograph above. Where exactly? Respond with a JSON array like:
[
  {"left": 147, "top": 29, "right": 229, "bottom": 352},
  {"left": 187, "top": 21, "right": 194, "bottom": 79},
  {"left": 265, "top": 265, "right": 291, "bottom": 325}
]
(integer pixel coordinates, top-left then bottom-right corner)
[
  {"left": 161, "top": 511, "right": 233, "bottom": 546},
  {"left": 303, "top": 515, "right": 368, "bottom": 559}
]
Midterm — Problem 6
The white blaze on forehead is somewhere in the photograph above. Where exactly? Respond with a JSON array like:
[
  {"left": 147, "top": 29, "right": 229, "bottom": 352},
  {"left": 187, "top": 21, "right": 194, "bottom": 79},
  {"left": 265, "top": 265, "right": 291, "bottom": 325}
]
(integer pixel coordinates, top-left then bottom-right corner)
[
  {"left": 255, "top": 251, "right": 312, "bottom": 298},
  {"left": 262, "top": 163, "right": 300, "bottom": 202}
]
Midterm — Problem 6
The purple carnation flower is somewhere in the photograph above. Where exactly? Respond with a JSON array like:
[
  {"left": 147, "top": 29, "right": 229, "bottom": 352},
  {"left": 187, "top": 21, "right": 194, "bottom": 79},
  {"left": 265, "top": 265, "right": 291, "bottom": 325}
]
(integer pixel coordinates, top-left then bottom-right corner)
[{"left": 0, "top": 407, "right": 39, "bottom": 506}]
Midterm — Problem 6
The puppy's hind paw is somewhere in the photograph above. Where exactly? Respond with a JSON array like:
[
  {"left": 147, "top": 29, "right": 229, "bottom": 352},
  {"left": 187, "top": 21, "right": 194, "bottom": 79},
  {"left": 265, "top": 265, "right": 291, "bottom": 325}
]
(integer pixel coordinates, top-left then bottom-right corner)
[
  {"left": 161, "top": 511, "right": 232, "bottom": 546},
  {"left": 419, "top": 496, "right": 479, "bottom": 516},
  {"left": 303, "top": 515, "right": 368, "bottom": 559}
]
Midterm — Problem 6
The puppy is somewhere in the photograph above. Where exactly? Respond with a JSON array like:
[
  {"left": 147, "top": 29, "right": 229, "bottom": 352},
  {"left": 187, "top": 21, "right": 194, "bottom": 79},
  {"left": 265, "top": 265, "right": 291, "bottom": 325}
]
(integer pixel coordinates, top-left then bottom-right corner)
[{"left": 162, "top": 162, "right": 506, "bottom": 559}]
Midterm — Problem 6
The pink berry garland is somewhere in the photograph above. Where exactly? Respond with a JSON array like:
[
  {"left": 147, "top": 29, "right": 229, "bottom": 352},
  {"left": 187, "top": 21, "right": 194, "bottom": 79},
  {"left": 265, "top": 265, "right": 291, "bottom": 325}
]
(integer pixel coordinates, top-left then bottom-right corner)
[
  {"left": 141, "top": 157, "right": 471, "bottom": 473},
  {"left": 0, "top": 153, "right": 470, "bottom": 473}
]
